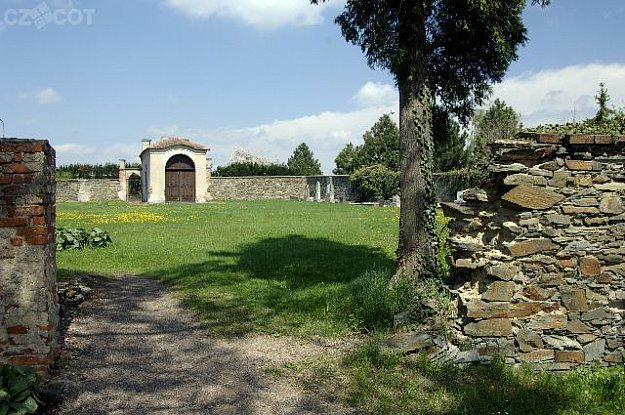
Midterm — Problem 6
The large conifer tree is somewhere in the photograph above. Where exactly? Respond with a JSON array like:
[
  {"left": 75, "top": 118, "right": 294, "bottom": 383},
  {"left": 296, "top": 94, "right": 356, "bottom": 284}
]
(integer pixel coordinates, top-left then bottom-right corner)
[{"left": 312, "top": 0, "right": 549, "bottom": 281}]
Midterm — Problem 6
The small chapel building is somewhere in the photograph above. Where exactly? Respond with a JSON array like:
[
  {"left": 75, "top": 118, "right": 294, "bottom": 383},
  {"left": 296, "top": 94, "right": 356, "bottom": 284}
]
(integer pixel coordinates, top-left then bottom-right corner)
[{"left": 139, "top": 137, "right": 210, "bottom": 203}]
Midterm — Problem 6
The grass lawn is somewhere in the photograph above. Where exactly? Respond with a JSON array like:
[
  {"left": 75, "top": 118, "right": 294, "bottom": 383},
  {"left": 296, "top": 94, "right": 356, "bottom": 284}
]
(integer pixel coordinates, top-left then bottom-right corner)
[
  {"left": 56, "top": 200, "right": 400, "bottom": 336},
  {"left": 56, "top": 200, "right": 625, "bottom": 415}
]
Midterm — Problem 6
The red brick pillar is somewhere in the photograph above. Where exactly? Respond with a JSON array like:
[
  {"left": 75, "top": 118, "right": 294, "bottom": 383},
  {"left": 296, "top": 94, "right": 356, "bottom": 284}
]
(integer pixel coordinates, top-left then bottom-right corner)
[{"left": 0, "top": 139, "right": 59, "bottom": 373}]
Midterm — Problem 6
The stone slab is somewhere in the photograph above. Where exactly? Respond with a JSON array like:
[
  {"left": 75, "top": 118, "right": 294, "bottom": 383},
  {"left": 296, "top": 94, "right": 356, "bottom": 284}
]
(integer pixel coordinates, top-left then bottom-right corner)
[
  {"left": 505, "top": 239, "right": 560, "bottom": 257},
  {"left": 482, "top": 281, "right": 515, "bottom": 302},
  {"left": 565, "top": 160, "right": 594, "bottom": 171},
  {"left": 501, "top": 185, "right": 565, "bottom": 210},
  {"left": 464, "top": 318, "right": 512, "bottom": 337}
]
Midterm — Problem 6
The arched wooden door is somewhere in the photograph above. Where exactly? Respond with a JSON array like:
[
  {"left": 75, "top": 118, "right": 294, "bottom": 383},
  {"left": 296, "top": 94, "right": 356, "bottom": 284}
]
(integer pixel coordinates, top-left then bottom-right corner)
[{"left": 165, "top": 155, "right": 195, "bottom": 202}]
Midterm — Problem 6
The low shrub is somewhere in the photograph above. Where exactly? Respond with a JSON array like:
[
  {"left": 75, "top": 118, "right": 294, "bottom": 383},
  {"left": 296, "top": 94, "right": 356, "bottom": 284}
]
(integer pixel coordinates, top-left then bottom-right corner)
[
  {"left": 350, "top": 164, "right": 400, "bottom": 201},
  {"left": 55, "top": 227, "right": 112, "bottom": 251},
  {"left": 0, "top": 365, "right": 41, "bottom": 415}
]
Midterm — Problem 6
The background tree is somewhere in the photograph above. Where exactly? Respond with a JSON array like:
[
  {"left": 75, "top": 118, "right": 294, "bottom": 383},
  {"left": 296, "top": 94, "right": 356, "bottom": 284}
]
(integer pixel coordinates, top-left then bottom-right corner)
[
  {"left": 333, "top": 114, "right": 401, "bottom": 200},
  {"left": 432, "top": 107, "right": 470, "bottom": 172},
  {"left": 334, "top": 142, "right": 360, "bottom": 175},
  {"left": 287, "top": 143, "right": 322, "bottom": 175},
  {"left": 228, "top": 147, "right": 273, "bottom": 165},
  {"left": 594, "top": 82, "right": 615, "bottom": 122},
  {"left": 334, "top": 113, "right": 400, "bottom": 176},
  {"left": 471, "top": 99, "right": 520, "bottom": 166},
  {"left": 358, "top": 113, "right": 400, "bottom": 171},
  {"left": 313, "top": 0, "right": 550, "bottom": 281}
]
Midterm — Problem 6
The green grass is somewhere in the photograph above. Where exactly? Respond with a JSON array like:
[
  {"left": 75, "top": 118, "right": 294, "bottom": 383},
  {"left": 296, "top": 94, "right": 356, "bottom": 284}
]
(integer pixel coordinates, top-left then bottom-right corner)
[
  {"left": 56, "top": 201, "right": 624, "bottom": 414},
  {"left": 310, "top": 342, "right": 625, "bottom": 415},
  {"left": 56, "top": 200, "right": 400, "bottom": 336}
]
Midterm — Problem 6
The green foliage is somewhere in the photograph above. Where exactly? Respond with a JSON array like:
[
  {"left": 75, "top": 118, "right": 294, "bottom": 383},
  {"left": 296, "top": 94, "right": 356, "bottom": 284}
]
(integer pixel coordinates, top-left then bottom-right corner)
[
  {"left": 0, "top": 365, "right": 41, "bottom": 415},
  {"left": 339, "top": 351, "right": 624, "bottom": 415},
  {"left": 55, "top": 227, "right": 112, "bottom": 251},
  {"left": 213, "top": 162, "right": 291, "bottom": 177},
  {"left": 124, "top": 162, "right": 142, "bottom": 169},
  {"left": 313, "top": 0, "right": 539, "bottom": 122},
  {"left": 334, "top": 114, "right": 399, "bottom": 176},
  {"left": 524, "top": 83, "right": 625, "bottom": 135},
  {"left": 350, "top": 164, "right": 400, "bottom": 201},
  {"left": 359, "top": 114, "right": 400, "bottom": 171},
  {"left": 333, "top": 143, "right": 360, "bottom": 175},
  {"left": 433, "top": 107, "right": 471, "bottom": 172},
  {"left": 471, "top": 99, "right": 520, "bottom": 165},
  {"left": 525, "top": 112, "right": 625, "bottom": 136},
  {"left": 594, "top": 82, "right": 615, "bottom": 122},
  {"left": 438, "top": 167, "right": 488, "bottom": 194},
  {"left": 56, "top": 163, "right": 119, "bottom": 179},
  {"left": 334, "top": 114, "right": 401, "bottom": 201},
  {"left": 56, "top": 200, "right": 406, "bottom": 336},
  {"left": 287, "top": 143, "right": 322, "bottom": 176},
  {"left": 344, "top": 269, "right": 416, "bottom": 332}
]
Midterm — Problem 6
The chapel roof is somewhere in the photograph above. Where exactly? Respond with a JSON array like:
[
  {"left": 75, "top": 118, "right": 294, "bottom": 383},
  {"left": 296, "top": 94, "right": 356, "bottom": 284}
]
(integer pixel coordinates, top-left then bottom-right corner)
[{"left": 144, "top": 136, "right": 208, "bottom": 152}]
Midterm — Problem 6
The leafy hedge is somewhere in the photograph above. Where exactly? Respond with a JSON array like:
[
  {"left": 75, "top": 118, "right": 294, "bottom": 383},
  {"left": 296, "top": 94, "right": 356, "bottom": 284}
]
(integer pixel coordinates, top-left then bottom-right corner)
[
  {"left": 55, "top": 227, "right": 112, "bottom": 251},
  {"left": 524, "top": 113, "right": 625, "bottom": 135},
  {"left": 56, "top": 163, "right": 119, "bottom": 179},
  {"left": 438, "top": 167, "right": 488, "bottom": 194},
  {"left": 0, "top": 365, "right": 41, "bottom": 415},
  {"left": 213, "top": 162, "right": 293, "bottom": 177}
]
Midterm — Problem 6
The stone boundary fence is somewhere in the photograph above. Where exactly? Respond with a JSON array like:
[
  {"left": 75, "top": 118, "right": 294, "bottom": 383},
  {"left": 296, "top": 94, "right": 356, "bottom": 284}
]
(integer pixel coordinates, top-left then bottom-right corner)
[
  {"left": 0, "top": 139, "right": 59, "bottom": 373},
  {"left": 57, "top": 173, "right": 458, "bottom": 203},
  {"left": 401, "top": 133, "right": 625, "bottom": 369}
]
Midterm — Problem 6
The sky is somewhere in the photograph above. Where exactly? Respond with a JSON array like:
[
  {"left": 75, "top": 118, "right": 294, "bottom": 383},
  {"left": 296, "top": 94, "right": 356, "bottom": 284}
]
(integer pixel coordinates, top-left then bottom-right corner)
[{"left": 1, "top": 0, "right": 625, "bottom": 173}]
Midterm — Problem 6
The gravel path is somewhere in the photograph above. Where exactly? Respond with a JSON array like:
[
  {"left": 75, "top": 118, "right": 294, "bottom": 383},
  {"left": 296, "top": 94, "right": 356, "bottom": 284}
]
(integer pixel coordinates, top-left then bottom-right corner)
[{"left": 53, "top": 276, "right": 359, "bottom": 415}]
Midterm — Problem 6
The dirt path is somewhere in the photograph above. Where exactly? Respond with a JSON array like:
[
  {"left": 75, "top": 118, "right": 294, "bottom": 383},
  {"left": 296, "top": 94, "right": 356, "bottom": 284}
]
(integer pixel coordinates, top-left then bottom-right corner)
[{"left": 52, "top": 276, "right": 359, "bottom": 415}]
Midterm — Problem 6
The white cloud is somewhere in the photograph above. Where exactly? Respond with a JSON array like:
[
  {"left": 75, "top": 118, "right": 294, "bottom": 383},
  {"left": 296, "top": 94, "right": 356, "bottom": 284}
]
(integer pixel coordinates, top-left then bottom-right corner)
[
  {"left": 351, "top": 82, "right": 398, "bottom": 108},
  {"left": 492, "top": 63, "right": 625, "bottom": 127},
  {"left": 36, "top": 88, "right": 62, "bottom": 104},
  {"left": 18, "top": 87, "right": 63, "bottom": 105},
  {"left": 53, "top": 142, "right": 141, "bottom": 166},
  {"left": 163, "top": 0, "right": 339, "bottom": 30},
  {"left": 147, "top": 82, "right": 399, "bottom": 173},
  {"left": 54, "top": 143, "right": 96, "bottom": 156}
]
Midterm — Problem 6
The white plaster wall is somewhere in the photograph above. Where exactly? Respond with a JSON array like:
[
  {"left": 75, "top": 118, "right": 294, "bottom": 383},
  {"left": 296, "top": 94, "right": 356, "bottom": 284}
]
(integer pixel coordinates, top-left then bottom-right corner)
[{"left": 143, "top": 146, "right": 209, "bottom": 203}]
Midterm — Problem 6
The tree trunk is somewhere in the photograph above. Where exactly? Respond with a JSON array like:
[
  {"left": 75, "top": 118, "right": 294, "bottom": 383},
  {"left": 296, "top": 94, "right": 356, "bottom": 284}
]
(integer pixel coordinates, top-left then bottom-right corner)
[{"left": 393, "top": 2, "right": 439, "bottom": 283}]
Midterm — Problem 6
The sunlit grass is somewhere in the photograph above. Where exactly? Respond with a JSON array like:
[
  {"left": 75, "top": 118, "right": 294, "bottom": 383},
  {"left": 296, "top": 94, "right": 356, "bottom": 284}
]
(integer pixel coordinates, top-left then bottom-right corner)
[{"left": 56, "top": 200, "right": 400, "bottom": 336}]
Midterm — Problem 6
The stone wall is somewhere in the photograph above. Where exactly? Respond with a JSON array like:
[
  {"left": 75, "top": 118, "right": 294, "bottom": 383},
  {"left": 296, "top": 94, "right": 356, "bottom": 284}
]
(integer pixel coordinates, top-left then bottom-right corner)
[
  {"left": 0, "top": 139, "right": 59, "bottom": 373},
  {"left": 57, "top": 178, "right": 122, "bottom": 202},
  {"left": 209, "top": 175, "right": 357, "bottom": 202},
  {"left": 437, "top": 134, "right": 625, "bottom": 368}
]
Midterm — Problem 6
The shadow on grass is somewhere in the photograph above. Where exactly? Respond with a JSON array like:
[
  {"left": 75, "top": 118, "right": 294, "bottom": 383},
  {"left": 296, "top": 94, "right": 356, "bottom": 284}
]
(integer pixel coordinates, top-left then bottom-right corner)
[
  {"left": 138, "top": 235, "right": 395, "bottom": 335},
  {"left": 347, "top": 351, "right": 625, "bottom": 415}
]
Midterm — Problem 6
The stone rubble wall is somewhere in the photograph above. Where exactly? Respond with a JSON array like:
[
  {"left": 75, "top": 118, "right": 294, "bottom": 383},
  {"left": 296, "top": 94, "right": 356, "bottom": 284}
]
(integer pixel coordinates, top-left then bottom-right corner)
[
  {"left": 56, "top": 178, "right": 122, "bottom": 202},
  {"left": 0, "top": 139, "right": 59, "bottom": 373},
  {"left": 437, "top": 134, "right": 625, "bottom": 369},
  {"left": 209, "top": 175, "right": 357, "bottom": 202}
]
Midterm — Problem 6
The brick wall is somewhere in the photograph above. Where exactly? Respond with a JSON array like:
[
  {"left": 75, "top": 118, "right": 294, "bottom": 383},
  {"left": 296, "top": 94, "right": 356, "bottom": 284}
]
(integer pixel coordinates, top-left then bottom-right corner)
[{"left": 0, "top": 139, "right": 59, "bottom": 373}]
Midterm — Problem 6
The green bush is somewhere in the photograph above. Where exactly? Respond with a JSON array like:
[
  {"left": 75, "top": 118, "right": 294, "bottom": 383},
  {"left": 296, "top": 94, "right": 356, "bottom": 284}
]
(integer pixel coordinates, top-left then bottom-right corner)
[
  {"left": 0, "top": 365, "right": 41, "bottom": 415},
  {"left": 438, "top": 167, "right": 488, "bottom": 194},
  {"left": 344, "top": 269, "right": 416, "bottom": 331},
  {"left": 350, "top": 164, "right": 400, "bottom": 201},
  {"left": 56, "top": 163, "right": 119, "bottom": 179},
  {"left": 55, "top": 227, "right": 112, "bottom": 251},
  {"left": 213, "top": 161, "right": 293, "bottom": 177}
]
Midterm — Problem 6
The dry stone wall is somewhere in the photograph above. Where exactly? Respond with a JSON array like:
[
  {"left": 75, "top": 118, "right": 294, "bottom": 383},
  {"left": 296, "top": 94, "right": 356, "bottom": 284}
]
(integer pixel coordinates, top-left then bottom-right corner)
[
  {"left": 0, "top": 139, "right": 59, "bottom": 373},
  {"left": 209, "top": 175, "right": 356, "bottom": 202},
  {"left": 56, "top": 178, "right": 121, "bottom": 202},
  {"left": 439, "top": 134, "right": 625, "bottom": 368}
]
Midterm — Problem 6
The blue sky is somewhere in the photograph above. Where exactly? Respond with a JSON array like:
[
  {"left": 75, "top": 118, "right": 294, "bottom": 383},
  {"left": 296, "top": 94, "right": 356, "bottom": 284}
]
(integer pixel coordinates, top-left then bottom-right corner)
[{"left": 1, "top": 0, "right": 624, "bottom": 173}]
